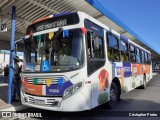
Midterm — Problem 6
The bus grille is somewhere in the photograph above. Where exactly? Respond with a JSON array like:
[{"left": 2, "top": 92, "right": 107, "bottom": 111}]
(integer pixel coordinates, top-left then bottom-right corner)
[
  {"left": 24, "top": 75, "right": 67, "bottom": 85},
  {"left": 27, "top": 96, "right": 60, "bottom": 106}
]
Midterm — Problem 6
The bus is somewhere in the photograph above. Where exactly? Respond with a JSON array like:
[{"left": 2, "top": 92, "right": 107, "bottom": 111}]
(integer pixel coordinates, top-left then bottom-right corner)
[{"left": 20, "top": 11, "right": 152, "bottom": 111}]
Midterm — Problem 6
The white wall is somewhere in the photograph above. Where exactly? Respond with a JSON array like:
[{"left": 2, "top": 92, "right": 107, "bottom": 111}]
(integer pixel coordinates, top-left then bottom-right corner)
[{"left": 0, "top": 52, "right": 24, "bottom": 68}]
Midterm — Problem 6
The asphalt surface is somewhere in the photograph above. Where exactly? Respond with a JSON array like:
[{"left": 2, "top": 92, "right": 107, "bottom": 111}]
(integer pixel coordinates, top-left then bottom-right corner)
[
  {"left": 0, "top": 75, "right": 8, "bottom": 105},
  {"left": 1, "top": 74, "right": 160, "bottom": 120}
]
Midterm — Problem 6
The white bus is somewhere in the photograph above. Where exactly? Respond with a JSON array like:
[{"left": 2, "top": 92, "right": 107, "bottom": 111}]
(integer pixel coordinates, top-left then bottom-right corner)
[{"left": 20, "top": 11, "right": 152, "bottom": 111}]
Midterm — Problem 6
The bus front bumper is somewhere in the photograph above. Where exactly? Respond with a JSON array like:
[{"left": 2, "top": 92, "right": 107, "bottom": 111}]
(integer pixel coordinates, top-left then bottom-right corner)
[{"left": 20, "top": 91, "right": 87, "bottom": 112}]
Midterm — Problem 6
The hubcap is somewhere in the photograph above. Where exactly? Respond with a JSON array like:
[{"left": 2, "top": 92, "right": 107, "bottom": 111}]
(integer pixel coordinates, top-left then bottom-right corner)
[{"left": 110, "top": 88, "right": 117, "bottom": 101}]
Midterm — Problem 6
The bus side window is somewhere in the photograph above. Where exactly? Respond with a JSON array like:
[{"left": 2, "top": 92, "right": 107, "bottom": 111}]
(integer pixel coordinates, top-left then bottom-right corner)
[
  {"left": 141, "top": 50, "right": 145, "bottom": 63},
  {"left": 147, "top": 53, "right": 151, "bottom": 64},
  {"left": 136, "top": 48, "right": 141, "bottom": 63},
  {"left": 120, "top": 39, "right": 129, "bottom": 62},
  {"left": 93, "top": 36, "right": 104, "bottom": 59},
  {"left": 87, "top": 32, "right": 104, "bottom": 59},
  {"left": 86, "top": 30, "right": 105, "bottom": 76},
  {"left": 107, "top": 33, "right": 120, "bottom": 61},
  {"left": 144, "top": 52, "right": 148, "bottom": 64},
  {"left": 129, "top": 44, "right": 136, "bottom": 62}
]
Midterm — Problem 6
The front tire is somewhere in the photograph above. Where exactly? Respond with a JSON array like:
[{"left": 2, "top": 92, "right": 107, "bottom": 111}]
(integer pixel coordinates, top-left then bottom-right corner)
[{"left": 106, "top": 82, "right": 119, "bottom": 109}]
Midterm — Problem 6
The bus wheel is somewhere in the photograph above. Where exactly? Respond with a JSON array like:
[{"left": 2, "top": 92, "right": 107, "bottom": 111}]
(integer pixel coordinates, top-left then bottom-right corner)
[
  {"left": 141, "top": 75, "right": 146, "bottom": 89},
  {"left": 106, "top": 82, "right": 118, "bottom": 109}
]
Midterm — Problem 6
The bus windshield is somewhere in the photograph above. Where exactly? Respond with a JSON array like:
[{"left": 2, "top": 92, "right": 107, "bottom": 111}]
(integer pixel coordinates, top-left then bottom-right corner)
[{"left": 24, "top": 28, "right": 84, "bottom": 72}]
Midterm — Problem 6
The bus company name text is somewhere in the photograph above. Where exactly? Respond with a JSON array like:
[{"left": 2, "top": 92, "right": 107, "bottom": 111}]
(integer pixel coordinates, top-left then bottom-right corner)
[
  {"left": 129, "top": 112, "right": 158, "bottom": 117},
  {"left": 36, "top": 19, "right": 67, "bottom": 31}
]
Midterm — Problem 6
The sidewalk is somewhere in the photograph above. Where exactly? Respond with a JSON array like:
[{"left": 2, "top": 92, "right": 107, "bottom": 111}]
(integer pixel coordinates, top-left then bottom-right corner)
[
  {"left": 0, "top": 76, "right": 28, "bottom": 115},
  {"left": 0, "top": 99, "right": 28, "bottom": 111}
]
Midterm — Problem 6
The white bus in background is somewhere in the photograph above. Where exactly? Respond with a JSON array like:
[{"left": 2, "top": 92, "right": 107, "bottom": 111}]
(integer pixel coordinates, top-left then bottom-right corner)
[{"left": 20, "top": 11, "right": 152, "bottom": 111}]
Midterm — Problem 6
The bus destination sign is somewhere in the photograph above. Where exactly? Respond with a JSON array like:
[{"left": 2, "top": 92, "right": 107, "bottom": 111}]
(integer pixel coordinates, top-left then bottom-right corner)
[
  {"left": 28, "top": 13, "right": 80, "bottom": 33},
  {"left": 36, "top": 19, "right": 67, "bottom": 32}
]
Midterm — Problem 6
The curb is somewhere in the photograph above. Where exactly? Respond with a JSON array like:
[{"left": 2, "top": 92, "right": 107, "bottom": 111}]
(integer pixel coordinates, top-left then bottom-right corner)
[
  {"left": 0, "top": 105, "right": 29, "bottom": 112},
  {"left": 0, "top": 83, "right": 8, "bottom": 87}
]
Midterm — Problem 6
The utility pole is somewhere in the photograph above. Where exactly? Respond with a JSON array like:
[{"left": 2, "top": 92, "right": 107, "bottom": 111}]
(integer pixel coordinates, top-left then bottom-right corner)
[{"left": 8, "top": 6, "right": 16, "bottom": 104}]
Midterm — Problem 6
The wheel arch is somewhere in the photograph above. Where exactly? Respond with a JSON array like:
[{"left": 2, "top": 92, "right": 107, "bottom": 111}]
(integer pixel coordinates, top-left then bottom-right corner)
[{"left": 112, "top": 77, "right": 121, "bottom": 99}]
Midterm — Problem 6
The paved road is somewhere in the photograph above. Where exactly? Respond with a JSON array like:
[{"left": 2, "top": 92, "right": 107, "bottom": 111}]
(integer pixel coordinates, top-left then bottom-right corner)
[
  {"left": 1, "top": 74, "right": 160, "bottom": 120},
  {"left": 111, "top": 74, "right": 160, "bottom": 111}
]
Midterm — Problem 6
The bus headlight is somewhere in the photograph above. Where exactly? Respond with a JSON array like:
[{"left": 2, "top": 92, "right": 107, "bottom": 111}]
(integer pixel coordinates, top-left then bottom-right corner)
[{"left": 63, "top": 82, "right": 83, "bottom": 99}]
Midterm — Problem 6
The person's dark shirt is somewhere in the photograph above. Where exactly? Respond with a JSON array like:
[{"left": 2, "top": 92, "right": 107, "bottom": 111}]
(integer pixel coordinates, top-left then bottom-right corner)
[{"left": 4, "top": 66, "right": 9, "bottom": 76}]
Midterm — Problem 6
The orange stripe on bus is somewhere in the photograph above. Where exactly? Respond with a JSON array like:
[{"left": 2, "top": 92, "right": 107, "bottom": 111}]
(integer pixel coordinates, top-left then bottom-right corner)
[
  {"left": 32, "top": 16, "right": 51, "bottom": 24},
  {"left": 22, "top": 81, "right": 43, "bottom": 95}
]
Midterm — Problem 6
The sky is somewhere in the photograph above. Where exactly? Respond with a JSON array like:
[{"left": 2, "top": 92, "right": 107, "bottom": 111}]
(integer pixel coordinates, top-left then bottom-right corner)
[{"left": 89, "top": 0, "right": 160, "bottom": 54}]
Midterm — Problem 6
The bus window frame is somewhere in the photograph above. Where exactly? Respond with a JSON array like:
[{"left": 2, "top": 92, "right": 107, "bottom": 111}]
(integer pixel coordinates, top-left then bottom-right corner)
[
  {"left": 140, "top": 50, "right": 145, "bottom": 64},
  {"left": 144, "top": 52, "right": 148, "bottom": 64},
  {"left": 106, "top": 31, "right": 120, "bottom": 62},
  {"left": 86, "top": 31, "right": 105, "bottom": 60},
  {"left": 147, "top": 53, "right": 151, "bottom": 65},
  {"left": 120, "top": 38, "right": 130, "bottom": 62},
  {"left": 86, "top": 29, "right": 106, "bottom": 76},
  {"left": 129, "top": 43, "right": 136, "bottom": 63},
  {"left": 135, "top": 47, "right": 141, "bottom": 64}
]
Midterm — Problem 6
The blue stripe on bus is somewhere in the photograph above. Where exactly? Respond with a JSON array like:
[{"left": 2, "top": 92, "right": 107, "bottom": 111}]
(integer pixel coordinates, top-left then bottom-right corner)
[
  {"left": 53, "top": 12, "right": 73, "bottom": 17},
  {"left": 46, "top": 80, "right": 73, "bottom": 96}
]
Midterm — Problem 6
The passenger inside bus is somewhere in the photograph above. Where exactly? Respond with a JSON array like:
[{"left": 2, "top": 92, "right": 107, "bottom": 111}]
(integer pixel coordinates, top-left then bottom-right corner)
[
  {"left": 108, "top": 48, "right": 120, "bottom": 61},
  {"left": 58, "top": 41, "right": 71, "bottom": 56}
]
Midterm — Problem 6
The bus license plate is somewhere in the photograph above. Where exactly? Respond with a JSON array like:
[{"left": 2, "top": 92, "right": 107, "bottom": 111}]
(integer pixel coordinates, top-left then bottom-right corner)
[{"left": 34, "top": 99, "right": 45, "bottom": 105}]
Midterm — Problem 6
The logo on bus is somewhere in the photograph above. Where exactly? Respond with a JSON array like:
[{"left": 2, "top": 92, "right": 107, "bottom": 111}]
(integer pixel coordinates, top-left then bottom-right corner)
[
  {"left": 49, "top": 89, "right": 59, "bottom": 93},
  {"left": 124, "top": 67, "right": 131, "bottom": 72}
]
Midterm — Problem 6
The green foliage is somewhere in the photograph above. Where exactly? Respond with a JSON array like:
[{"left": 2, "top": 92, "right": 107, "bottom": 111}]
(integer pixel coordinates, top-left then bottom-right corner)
[{"left": 98, "top": 92, "right": 108, "bottom": 104}]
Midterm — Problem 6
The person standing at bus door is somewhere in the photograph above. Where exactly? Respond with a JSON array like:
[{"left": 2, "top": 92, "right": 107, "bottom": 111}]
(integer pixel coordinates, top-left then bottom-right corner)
[
  {"left": 12, "top": 56, "right": 21, "bottom": 102},
  {"left": 18, "top": 65, "right": 22, "bottom": 74},
  {"left": 4, "top": 64, "right": 9, "bottom": 83}
]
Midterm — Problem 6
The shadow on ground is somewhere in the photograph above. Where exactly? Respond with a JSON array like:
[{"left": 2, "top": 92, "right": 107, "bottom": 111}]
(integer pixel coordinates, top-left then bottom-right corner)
[
  {"left": 19, "top": 98, "right": 160, "bottom": 120},
  {"left": 0, "top": 86, "right": 8, "bottom": 103}
]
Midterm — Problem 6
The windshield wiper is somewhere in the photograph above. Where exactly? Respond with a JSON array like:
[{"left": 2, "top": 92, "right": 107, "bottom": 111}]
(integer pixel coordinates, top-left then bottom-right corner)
[
  {"left": 52, "top": 28, "right": 63, "bottom": 47},
  {"left": 49, "top": 28, "right": 63, "bottom": 64}
]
